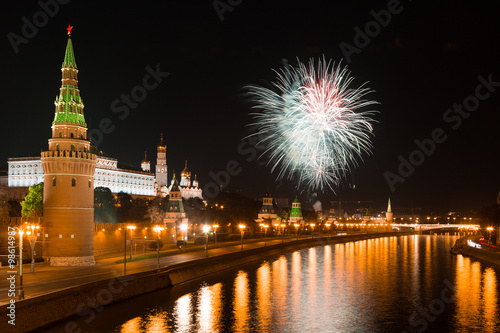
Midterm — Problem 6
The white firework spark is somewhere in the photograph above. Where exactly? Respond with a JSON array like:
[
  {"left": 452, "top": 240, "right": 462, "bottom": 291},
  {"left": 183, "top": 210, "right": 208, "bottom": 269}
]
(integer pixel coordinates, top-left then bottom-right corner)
[{"left": 246, "top": 57, "right": 378, "bottom": 191}]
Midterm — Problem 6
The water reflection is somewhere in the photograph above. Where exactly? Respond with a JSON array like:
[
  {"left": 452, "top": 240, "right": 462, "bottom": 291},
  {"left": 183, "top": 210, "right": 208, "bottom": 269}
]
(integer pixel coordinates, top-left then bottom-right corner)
[
  {"left": 120, "top": 316, "right": 143, "bottom": 333},
  {"left": 56, "top": 235, "right": 500, "bottom": 333},
  {"left": 256, "top": 262, "right": 271, "bottom": 331},
  {"left": 173, "top": 293, "right": 193, "bottom": 333},
  {"left": 232, "top": 270, "right": 250, "bottom": 332},
  {"left": 454, "top": 255, "right": 498, "bottom": 332},
  {"left": 196, "top": 283, "right": 223, "bottom": 332}
]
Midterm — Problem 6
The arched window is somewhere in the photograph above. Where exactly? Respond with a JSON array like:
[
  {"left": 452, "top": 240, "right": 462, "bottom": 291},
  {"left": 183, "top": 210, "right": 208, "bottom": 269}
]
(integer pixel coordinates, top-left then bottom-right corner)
[
  {"left": 88, "top": 179, "right": 91, "bottom": 188},
  {"left": 72, "top": 178, "right": 76, "bottom": 187},
  {"left": 70, "top": 132, "right": 74, "bottom": 138},
  {"left": 53, "top": 177, "right": 56, "bottom": 186},
  {"left": 56, "top": 144, "right": 59, "bottom": 151},
  {"left": 71, "top": 145, "right": 75, "bottom": 151},
  {"left": 59, "top": 132, "right": 62, "bottom": 138}
]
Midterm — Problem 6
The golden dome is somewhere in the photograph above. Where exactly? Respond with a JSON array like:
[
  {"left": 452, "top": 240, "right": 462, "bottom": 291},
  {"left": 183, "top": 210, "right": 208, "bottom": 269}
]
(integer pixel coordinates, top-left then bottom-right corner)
[
  {"left": 141, "top": 151, "right": 149, "bottom": 163},
  {"left": 180, "top": 160, "right": 191, "bottom": 177},
  {"left": 157, "top": 133, "right": 166, "bottom": 149}
]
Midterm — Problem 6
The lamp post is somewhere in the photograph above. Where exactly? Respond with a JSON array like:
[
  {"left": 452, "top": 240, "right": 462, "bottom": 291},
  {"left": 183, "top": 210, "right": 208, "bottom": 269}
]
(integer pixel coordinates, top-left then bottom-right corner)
[
  {"left": 262, "top": 224, "right": 269, "bottom": 246},
  {"left": 17, "top": 228, "right": 25, "bottom": 300},
  {"left": 153, "top": 226, "right": 164, "bottom": 270},
  {"left": 280, "top": 224, "right": 286, "bottom": 243},
  {"left": 325, "top": 223, "right": 331, "bottom": 236},
  {"left": 487, "top": 227, "right": 494, "bottom": 247},
  {"left": 126, "top": 225, "right": 136, "bottom": 260},
  {"left": 180, "top": 223, "right": 188, "bottom": 242},
  {"left": 212, "top": 224, "right": 219, "bottom": 244},
  {"left": 122, "top": 228, "right": 126, "bottom": 276},
  {"left": 310, "top": 223, "right": 316, "bottom": 239},
  {"left": 25, "top": 224, "right": 40, "bottom": 272},
  {"left": 294, "top": 224, "right": 300, "bottom": 241},
  {"left": 203, "top": 225, "right": 210, "bottom": 257},
  {"left": 239, "top": 224, "right": 246, "bottom": 251}
]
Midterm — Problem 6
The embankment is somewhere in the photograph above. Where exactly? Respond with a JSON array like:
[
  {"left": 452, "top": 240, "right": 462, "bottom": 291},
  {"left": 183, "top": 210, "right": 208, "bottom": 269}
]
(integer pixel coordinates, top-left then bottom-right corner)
[{"left": 1, "top": 231, "right": 413, "bottom": 332}]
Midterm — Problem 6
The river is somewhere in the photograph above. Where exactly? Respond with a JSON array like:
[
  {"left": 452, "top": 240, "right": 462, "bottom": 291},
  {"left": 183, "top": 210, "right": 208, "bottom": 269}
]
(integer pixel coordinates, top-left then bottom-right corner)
[{"left": 44, "top": 234, "right": 500, "bottom": 332}]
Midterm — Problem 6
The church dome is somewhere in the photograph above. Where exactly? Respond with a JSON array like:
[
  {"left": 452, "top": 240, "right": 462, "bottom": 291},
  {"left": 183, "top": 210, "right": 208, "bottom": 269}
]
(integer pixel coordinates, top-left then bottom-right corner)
[
  {"left": 141, "top": 151, "right": 149, "bottom": 163},
  {"left": 157, "top": 133, "right": 166, "bottom": 149},
  {"left": 181, "top": 160, "right": 191, "bottom": 177}
]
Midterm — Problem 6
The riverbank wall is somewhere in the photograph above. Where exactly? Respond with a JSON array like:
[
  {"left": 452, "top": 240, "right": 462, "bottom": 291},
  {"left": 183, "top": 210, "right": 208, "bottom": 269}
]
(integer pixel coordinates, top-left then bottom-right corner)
[{"left": 1, "top": 232, "right": 413, "bottom": 333}]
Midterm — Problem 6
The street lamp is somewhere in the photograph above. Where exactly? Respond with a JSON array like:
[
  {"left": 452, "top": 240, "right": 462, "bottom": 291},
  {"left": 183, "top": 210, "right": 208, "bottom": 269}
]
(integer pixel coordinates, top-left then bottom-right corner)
[
  {"left": 25, "top": 224, "right": 40, "bottom": 272},
  {"left": 203, "top": 225, "right": 210, "bottom": 257},
  {"left": 262, "top": 224, "right": 269, "bottom": 246},
  {"left": 310, "top": 223, "right": 316, "bottom": 238},
  {"left": 239, "top": 224, "right": 246, "bottom": 251},
  {"left": 280, "top": 224, "right": 286, "bottom": 243},
  {"left": 294, "top": 224, "right": 300, "bottom": 241},
  {"left": 325, "top": 223, "right": 331, "bottom": 236},
  {"left": 212, "top": 224, "right": 219, "bottom": 244},
  {"left": 16, "top": 228, "right": 25, "bottom": 300},
  {"left": 126, "top": 225, "right": 136, "bottom": 260},
  {"left": 487, "top": 227, "right": 494, "bottom": 247},
  {"left": 153, "top": 225, "right": 164, "bottom": 270}
]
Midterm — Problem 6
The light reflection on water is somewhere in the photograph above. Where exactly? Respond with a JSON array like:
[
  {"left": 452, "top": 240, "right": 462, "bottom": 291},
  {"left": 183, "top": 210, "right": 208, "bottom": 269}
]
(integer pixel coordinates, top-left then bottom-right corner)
[{"left": 46, "top": 235, "right": 500, "bottom": 332}]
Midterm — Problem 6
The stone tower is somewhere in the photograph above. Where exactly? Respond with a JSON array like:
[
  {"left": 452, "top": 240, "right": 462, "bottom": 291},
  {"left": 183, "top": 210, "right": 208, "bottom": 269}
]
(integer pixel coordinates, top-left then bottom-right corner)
[
  {"left": 41, "top": 26, "right": 97, "bottom": 266},
  {"left": 386, "top": 198, "right": 393, "bottom": 222},
  {"left": 258, "top": 189, "right": 277, "bottom": 220},
  {"left": 155, "top": 133, "right": 168, "bottom": 189}
]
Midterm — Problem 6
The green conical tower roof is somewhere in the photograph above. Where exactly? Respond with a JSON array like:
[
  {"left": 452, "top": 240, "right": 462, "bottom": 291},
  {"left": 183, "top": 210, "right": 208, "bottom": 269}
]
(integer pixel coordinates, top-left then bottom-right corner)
[
  {"left": 387, "top": 198, "right": 392, "bottom": 213},
  {"left": 62, "top": 36, "right": 77, "bottom": 69},
  {"left": 290, "top": 196, "right": 302, "bottom": 218},
  {"left": 52, "top": 27, "right": 86, "bottom": 126}
]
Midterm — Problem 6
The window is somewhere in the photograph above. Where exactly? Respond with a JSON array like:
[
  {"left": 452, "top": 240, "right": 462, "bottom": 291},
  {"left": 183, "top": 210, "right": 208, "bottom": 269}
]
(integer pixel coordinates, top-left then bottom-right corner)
[
  {"left": 72, "top": 178, "right": 76, "bottom": 187},
  {"left": 56, "top": 144, "right": 59, "bottom": 151},
  {"left": 59, "top": 132, "right": 62, "bottom": 138},
  {"left": 71, "top": 145, "right": 75, "bottom": 151},
  {"left": 70, "top": 132, "right": 74, "bottom": 138},
  {"left": 53, "top": 177, "right": 56, "bottom": 186},
  {"left": 88, "top": 180, "right": 91, "bottom": 188}
]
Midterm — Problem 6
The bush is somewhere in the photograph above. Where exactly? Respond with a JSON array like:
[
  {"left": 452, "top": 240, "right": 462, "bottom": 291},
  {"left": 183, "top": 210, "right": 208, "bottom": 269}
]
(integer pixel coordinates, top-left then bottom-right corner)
[{"left": 149, "top": 240, "right": 163, "bottom": 250}]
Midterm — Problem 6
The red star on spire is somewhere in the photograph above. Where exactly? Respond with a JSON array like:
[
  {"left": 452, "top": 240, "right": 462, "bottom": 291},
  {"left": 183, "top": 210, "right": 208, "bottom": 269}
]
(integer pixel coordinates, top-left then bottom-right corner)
[{"left": 67, "top": 24, "right": 73, "bottom": 37}]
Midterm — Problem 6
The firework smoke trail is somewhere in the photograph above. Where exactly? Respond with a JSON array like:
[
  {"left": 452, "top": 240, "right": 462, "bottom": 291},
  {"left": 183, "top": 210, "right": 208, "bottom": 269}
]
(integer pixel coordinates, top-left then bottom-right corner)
[{"left": 246, "top": 58, "right": 378, "bottom": 191}]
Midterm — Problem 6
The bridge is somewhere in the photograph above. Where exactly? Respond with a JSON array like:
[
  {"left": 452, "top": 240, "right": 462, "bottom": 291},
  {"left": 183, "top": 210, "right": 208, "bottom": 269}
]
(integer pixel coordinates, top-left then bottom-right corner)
[{"left": 391, "top": 223, "right": 480, "bottom": 232}]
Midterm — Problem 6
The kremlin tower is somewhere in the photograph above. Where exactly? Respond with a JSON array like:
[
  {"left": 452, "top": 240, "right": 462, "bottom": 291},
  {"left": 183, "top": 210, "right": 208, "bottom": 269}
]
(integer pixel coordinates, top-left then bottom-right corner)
[
  {"left": 386, "top": 198, "right": 393, "bottom": 222},
  {"left": 289, "top": 196, "right": 304, "bottom": 225},
  {"left": 41, "top": 26, "right": 97, "bottom": 266}
]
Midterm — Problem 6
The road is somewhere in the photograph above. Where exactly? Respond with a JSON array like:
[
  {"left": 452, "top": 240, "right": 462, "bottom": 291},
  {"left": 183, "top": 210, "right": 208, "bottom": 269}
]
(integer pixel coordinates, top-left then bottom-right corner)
[{"left": 0, "top": 234, "right": 333, "bottom": 305}]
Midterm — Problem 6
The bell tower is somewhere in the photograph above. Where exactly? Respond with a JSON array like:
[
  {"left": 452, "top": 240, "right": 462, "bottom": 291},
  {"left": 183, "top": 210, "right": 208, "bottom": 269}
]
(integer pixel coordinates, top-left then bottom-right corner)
[{"left": 41, "top": 26, "right": 97, "bottom": 266}]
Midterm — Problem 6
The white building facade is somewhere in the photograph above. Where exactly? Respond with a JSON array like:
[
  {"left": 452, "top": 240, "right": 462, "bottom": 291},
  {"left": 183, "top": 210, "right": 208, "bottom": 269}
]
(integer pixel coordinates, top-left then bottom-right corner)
[{"left": 8, "top": 156, "right": 155, "bottom": 196}]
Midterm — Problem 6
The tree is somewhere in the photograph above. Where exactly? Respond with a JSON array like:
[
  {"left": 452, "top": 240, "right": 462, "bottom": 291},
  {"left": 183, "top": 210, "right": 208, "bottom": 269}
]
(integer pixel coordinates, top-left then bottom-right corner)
[
  {"left": 0, "top": 187, "right": 10, "bottom": 218},
  {"left": 21, "top": 182, "right": 43, "bottom": 218},
  {"left": 148, "top": 205, "right": 164, "bottom": 224},
  {"left": 94, "top": 187, "right": 115, "bottom": 222}
]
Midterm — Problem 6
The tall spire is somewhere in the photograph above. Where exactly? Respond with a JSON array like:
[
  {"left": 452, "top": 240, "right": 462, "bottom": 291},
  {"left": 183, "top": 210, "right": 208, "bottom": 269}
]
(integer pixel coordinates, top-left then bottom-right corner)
[
  {"left": 62, "top": 25, "right": 77, "bottom": 69},
  {"left": 387, "top": 198, "right": 392, "bottom": 213},
  {"left": 53, "top": 26, "right": 85, "bottom": 126}
]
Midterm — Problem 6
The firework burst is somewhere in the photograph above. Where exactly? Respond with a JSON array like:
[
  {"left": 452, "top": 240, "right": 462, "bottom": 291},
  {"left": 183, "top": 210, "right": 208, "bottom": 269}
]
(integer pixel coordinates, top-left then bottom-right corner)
[{"left": 246, "top": 57, "right": 378, "bottom": 191}]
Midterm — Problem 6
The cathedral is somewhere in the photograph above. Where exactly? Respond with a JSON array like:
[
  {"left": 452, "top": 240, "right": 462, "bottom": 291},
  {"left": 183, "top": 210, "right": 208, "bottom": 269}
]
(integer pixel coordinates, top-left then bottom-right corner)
[{"left": 152, "top": 134, "right": 203, "bottom": 200}]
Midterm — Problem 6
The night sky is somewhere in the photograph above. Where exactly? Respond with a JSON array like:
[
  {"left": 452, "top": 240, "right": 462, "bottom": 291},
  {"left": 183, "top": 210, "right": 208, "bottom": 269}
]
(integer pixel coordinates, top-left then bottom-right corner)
[{"left": 1, "top": 1, "right": 499, "bottom": 213}]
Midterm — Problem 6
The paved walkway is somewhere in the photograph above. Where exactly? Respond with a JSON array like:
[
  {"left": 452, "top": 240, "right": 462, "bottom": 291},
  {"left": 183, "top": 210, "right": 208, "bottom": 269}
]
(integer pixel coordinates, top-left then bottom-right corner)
[{"left": 0, "top": 234, "right": 341, "bottom": 305}]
